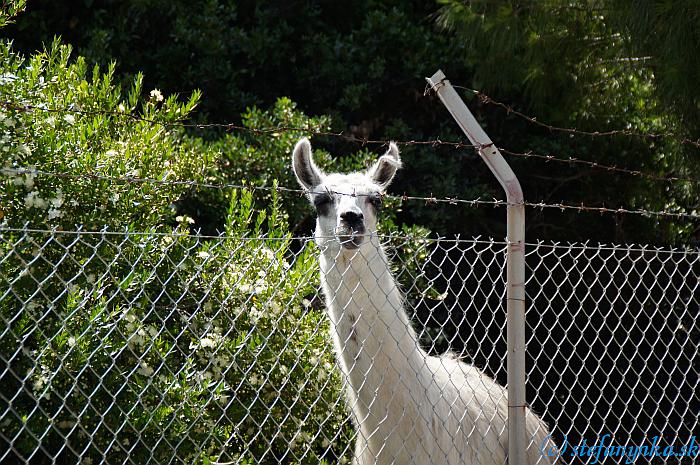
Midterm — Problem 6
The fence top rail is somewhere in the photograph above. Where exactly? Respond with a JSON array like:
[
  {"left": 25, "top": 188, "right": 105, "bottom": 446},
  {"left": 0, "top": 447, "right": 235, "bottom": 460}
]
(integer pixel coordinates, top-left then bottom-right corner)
[{"left": 2, "top": 226, "right": 699, "bottom": 255}]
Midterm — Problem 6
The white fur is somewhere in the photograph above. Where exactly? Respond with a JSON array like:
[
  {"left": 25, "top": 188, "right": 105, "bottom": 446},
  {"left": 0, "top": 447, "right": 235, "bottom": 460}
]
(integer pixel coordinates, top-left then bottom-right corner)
[{"left": 293, "top": 139, "right": 555, "bottom": 465}]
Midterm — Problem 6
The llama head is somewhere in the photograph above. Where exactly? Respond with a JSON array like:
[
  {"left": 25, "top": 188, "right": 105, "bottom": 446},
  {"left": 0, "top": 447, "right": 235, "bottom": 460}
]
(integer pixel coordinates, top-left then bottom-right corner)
[{"left": 292, "top": 137, "right": 401, "bottom": 250}]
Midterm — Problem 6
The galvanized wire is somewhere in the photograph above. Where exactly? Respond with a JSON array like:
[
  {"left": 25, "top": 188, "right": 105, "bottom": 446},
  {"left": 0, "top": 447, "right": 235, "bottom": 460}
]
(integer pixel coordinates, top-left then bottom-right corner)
[{"left": 1, "top": 227, "right": 698, "bottom": 464}]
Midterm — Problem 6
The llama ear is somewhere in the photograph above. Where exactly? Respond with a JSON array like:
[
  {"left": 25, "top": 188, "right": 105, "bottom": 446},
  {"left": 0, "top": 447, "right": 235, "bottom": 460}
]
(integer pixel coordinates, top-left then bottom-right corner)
[
  {"left": 367, "top": 142, "right": 401, "bottom": 190},
  {"left": 292, "top": 138, "right": 323, "bottom": 190}
]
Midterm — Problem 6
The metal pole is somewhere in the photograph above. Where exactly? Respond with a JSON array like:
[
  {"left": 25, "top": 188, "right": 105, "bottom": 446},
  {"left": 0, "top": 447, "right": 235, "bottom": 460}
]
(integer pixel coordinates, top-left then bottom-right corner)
[{"left": 426, "top": 70, "right": 527, "bottom": 465}]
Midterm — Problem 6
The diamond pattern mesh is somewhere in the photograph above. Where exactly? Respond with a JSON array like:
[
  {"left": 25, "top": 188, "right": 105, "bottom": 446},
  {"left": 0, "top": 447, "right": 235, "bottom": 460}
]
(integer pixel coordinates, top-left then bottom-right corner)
[{"left": 0, "top": 228, "right": 697, "bottom": 464}]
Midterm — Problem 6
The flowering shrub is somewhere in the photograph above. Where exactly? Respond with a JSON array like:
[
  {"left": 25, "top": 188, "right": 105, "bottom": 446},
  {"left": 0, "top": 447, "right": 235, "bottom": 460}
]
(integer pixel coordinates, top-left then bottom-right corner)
[
  {"left": 0, "top": 37, "right": 436, "bottom": 465},
  {"left": 1, "top": 193, "right": 354, "bottom": 464},
  {"left": 0, "top": 39, "right": 209, "bottom": 231},
  {"left": 0, "top": 39, "right": 352, "bottom": 464}
]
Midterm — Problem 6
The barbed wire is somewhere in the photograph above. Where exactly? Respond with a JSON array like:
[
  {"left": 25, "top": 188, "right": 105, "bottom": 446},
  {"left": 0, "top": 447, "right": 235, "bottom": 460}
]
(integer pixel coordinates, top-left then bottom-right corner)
[
  {"left": 0, "top": 101, "right": 477, "bottom": 150},
  {"left": 497, "top": 148, "right": 700, "bottom": 185},
  {"left": 1, "top": 167, "right": 502, "bottom": 207},
  {"left": 3, "top": 100, "right": 700, "bottom": 219},
  {"left": 3, "top": 100, "right": 699, "bottom": 188},
  {"left": 4, "top": 167, "right": 699, "bottom": 221},
  {"left": 451, "top": 85, "right": 700, "bottom": 149}
]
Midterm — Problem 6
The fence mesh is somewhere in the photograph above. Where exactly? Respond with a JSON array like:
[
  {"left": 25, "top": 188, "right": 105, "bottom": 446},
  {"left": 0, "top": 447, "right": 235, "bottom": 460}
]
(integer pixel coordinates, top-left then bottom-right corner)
[{"left": 1, "top": 228, "right": 698, "bottom": 464}]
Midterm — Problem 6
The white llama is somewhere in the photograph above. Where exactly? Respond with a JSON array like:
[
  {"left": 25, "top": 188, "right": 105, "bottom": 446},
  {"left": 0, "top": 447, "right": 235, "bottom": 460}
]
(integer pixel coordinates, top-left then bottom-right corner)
[{"left": 292, "top": 138, "right": 554, "bottom": 465}]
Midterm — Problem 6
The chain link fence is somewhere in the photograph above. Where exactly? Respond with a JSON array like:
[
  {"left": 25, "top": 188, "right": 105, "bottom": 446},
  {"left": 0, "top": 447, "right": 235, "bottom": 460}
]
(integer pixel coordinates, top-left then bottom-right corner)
[{"left": 1, "top": 227, "right": 698, "bottom": 464}]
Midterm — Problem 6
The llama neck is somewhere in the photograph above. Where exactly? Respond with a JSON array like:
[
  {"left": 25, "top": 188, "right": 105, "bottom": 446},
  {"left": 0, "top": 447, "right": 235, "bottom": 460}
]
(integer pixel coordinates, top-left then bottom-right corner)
[{"left": 319, "top": 239, "right": 427, "bottom": 426}]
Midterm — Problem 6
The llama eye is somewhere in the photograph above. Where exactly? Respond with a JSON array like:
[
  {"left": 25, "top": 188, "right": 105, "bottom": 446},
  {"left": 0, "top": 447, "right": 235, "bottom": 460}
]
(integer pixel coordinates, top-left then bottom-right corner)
[
  {"left": 368, "top": 193, "right": 383, "bottom": 210},
  {"left": 313, "top": 193, "right": 332, "bottom": 210}
]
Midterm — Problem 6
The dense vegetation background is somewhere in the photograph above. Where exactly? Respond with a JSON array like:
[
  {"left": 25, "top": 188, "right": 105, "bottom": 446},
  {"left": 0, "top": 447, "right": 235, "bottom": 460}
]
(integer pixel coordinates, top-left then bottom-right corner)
[{"left": 4, "top": 0, "right": 699, "bottom": 244}]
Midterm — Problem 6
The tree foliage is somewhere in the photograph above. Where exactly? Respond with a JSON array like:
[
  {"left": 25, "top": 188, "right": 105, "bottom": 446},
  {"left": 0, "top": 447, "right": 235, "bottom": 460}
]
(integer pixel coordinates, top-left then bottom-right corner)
[{"left": 5, "top": 0, "right": 698, "bottom": 244}]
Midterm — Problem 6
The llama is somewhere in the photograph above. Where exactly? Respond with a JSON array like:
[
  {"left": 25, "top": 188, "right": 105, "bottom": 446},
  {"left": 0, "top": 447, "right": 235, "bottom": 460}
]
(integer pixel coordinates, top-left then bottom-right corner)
[{"left": 292, "top": 138, "right": 554, "bottom": 465}]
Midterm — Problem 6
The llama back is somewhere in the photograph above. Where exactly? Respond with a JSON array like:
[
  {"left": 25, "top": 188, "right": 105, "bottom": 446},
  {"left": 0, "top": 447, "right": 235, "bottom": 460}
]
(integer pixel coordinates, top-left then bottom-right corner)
[{"left": 422, "top": 355, "right": 555, "bottom": 465}]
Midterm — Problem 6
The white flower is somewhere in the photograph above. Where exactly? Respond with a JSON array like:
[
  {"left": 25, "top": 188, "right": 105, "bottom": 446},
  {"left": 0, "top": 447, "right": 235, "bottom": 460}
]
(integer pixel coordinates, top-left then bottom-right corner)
[
  {"left": 105, "top": 150, "right": 118, "bottom": 157},
  {"left": 110, "top": 193, "right": 120, "bottom": 205},
  {"left": 17, "top": 145, "right": 31, "bottom": 157},
  {"left": 25, "top": 301, "right": 40, "bottom": 313},
  {"left": 63, "top": 114, "right": 76, "bottom": 125},
  {"left": 200, "top": 337, "right": 217, "bottom": 349},
  {"left": 33, "top": 374, "right": 48, "bottom": 391},
  {"left": 238, "top": 283, "right": 252, "bottom": 293},
  {"left": 46, "top": 116, "right": 56, "bottom": 127},
  {"left": 260, "top": 247, "right": 276, "bottom": 260},
  {"left": 249, "top": 305, "right": 264, "bottom": 323},
  {"left": 47, "top": 208, "right": 62, "bottom": 220},
  {"left": 175, "top": 215, "right": 194, "bottom": 224},
  {"left": 196, "top": 251, "right": 211, "bottom": 259},
  {"left": 150, "top": 89, "right": 164, "bottom": 102},
  {"left": 118, "top": 103, "right": 126, "bottom": 112},
  {"left": 249, "top": 375, "right": 259, "bottom": 385},
  {"left": 24, "top": 171, "right": 36, "bottom": 190},
  {"left": 67, "top": 336, "right": 76, "bottom": 347},
  {"left": 137, "top": 362, "right": 154, "bottom": 377},
  {"left": 24, "top": 191, "right": 47, "bottom": 209},
  {"left": 50, "top": 189, "right": 64, "bottom": 208}
]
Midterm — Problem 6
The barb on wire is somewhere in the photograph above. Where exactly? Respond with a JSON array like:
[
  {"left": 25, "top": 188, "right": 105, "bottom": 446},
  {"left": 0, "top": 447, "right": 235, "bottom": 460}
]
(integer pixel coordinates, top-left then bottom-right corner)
[
  {"left": 451, "top": 85, "right": 700, "bottom": 149},
  {"left": 0, "top": 100, "right": 477, "bottom": 150}
]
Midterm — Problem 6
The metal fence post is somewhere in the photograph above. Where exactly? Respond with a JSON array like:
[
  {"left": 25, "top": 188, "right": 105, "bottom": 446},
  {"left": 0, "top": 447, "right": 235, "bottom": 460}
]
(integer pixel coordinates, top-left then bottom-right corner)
[{"left": 426, "top": 70, "right": 527, "bottom": 465}]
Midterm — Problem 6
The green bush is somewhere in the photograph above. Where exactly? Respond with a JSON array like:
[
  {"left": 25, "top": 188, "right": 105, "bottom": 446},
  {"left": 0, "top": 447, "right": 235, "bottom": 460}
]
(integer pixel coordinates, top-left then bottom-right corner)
[
  {"left": 0, "top": 39, "right": 353, "bottom": 464},
  {"left": 0, "top": 38, "right": 207, "bottom": 231}
]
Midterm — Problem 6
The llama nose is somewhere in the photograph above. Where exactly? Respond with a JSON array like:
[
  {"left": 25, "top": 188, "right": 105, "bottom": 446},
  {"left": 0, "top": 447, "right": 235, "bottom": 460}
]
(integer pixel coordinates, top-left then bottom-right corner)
[{"left": 340, "top": 210, "right": 364, "bottom": 223}]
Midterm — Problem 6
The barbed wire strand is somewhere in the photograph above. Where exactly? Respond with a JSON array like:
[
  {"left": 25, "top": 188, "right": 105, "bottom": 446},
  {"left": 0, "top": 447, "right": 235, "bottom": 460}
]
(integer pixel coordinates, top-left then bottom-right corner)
[
  {"left": 0, "top": 101, "right": 477, "bottom": 150},
  {"left": 3, "top": 168, "right": 699, "bottom": 221},
  {"left": 3, "top": 100, "right": 700, "bottom": 188},
  {"left": 497, "top": 148, "right": 700, "bottom": 185},
  {"left": 451, "top": 85, "right": 700, "bottom": 149},
  {"left": 1, "top": 167, "right": 501, "bottom": 207}
]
